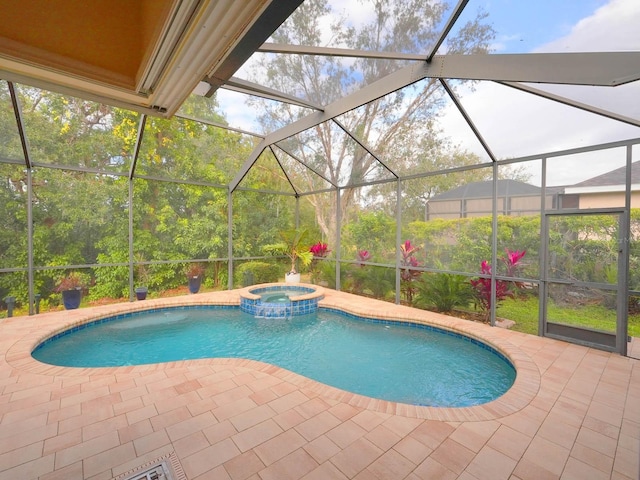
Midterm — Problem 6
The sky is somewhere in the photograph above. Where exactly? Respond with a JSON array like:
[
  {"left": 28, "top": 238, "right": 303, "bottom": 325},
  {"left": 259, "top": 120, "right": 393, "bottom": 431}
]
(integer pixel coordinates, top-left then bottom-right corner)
[
  {"left": 438, "top": 0, "right": 640, "bottom": 185},
  {"left": 215, "top": 0, "right": 640, "bottom": 186}
]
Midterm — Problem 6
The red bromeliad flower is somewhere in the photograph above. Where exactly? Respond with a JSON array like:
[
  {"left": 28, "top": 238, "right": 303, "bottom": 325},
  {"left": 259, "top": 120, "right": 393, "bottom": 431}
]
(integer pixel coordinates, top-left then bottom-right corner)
[
  {"left": 310, "top": 242, "right": 330, "bottom": 258},
  {"left": 400, "top": 240, "right": 422, "bottom": 304},
  {"left": 356, "top": 249, "right": 371, "bottom": 265},
  {"left": 400, "top": 240, "right": 421, "bottom": 268},
  {"left": 471, "top": 250, "right": 526, "bottom": 317},
  {"left": 480, "top": 259, "right": 491, "bottom": 275},
  {"left": 400, "top": 240, "right": 419, "bottom": 262},
  {"left": 504, "top": 248, "right": 526, "bottom": 276}
]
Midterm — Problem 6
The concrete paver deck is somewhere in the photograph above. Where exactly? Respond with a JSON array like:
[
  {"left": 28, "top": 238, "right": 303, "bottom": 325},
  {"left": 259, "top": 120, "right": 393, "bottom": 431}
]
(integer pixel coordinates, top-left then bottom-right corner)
[{"left": 0, "top": 286, "right": 637, "bottom": 479}]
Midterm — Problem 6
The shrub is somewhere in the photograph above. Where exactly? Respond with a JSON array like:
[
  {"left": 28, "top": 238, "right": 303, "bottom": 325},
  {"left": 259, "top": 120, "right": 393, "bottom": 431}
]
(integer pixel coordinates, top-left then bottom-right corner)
[
  {"left": 471, "top": 249, "right": 526, "bottom": 318},
  {"left": 363, "top": 266, "right": 395, "bottom": 299},
  {"left": 315, "top": 260, "right": 347, "bottom": 289},
  {"left": 235, "top": 261, "right": 281, "bottom": 285},
  {"left": 414, "top": 272, "right": 474, "bottom": 313}
]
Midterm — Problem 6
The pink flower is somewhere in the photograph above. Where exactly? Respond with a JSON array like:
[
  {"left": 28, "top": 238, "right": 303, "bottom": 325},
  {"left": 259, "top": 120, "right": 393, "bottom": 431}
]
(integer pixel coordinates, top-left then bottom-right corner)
[
  {"left": 357, "top": 250, "right": 371, "bottom": 265},
  {"left": 400, "top": 240, "right": 421, "bottom": 267},
  {"left": 504, "top": 249, "right": 526, "bottom": 276},
  {"left": 505, "top": 249, "right": 526, "bottom": 267},
  {"left": 480, "top": 260, "right": 491, "bottom": 275},
  {"left": 310, "top": 242, "right": 330, "bottom": 257}
]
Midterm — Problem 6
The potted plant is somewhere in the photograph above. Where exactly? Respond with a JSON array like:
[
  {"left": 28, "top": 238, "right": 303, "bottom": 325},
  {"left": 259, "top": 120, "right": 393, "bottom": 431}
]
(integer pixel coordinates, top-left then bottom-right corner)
[
  {"left": 263, "top": 228, "right": 314, "bottom": 283},
  {"left": 55, "top": 272, "right": 84, "bottom": 310},
  {"left": 134, "top": 285, "right": 148, "bottom": 300},
  {"left": 135, "top": 259, "right": 150, "bottom": 300},
  {"left": 186, "top": 263, "right": 205, "bottom": 294}
]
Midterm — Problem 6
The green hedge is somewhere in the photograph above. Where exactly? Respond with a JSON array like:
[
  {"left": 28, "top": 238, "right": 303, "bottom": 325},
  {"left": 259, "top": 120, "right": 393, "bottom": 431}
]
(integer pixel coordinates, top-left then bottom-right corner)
[{"left": 235, "top": 261, "right": 281, "bottom": 286}]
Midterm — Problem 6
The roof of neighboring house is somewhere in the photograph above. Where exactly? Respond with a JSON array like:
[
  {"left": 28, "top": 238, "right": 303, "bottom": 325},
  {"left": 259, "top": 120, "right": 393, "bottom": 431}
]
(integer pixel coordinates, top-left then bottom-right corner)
[
  {"left": 428, "top": 179, "right": 541, "bottom": 201},
  {"left": 572, "top": 160, "right": 640, "bottom": 187}
]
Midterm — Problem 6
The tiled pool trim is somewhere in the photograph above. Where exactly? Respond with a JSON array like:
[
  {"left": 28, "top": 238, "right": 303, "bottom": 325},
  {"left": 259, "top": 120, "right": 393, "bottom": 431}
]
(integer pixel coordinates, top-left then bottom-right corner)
[
  {"left": 32, "top": 304, "right": 512, "bottom": 375},
  {"left": 240, "top": 283, "right": 324, "bottom": 317}
]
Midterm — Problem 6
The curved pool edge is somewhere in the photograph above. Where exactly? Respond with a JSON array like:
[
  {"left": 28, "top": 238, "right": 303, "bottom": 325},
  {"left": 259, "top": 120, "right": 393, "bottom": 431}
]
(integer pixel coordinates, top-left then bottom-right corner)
[{"left": 6, "top": 286, "right": 541, "bottom": 422}]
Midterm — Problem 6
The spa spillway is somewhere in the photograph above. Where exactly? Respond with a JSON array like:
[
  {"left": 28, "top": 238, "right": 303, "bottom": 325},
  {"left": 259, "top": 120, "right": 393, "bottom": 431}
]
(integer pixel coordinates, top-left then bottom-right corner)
[{"left": 240, "top": 283, "right": 324, "bottom": 318}]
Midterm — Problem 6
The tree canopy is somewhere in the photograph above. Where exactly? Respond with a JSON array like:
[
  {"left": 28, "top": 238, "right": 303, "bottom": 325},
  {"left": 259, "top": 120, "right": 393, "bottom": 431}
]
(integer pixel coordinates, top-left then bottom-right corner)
[{"left": 247, "top": 0, "right": 497, "bottom": 240}]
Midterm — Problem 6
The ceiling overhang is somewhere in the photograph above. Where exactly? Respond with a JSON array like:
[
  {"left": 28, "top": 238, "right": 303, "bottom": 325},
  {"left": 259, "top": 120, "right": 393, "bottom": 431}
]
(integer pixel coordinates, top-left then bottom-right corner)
[{"left": 0, "top": 0, "right": 303, "bottom": 117}]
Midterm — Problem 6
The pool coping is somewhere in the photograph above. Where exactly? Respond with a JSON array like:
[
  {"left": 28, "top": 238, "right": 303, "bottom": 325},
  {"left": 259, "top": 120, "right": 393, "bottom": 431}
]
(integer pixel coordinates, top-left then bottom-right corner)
[
  {"left": 239, "top": 282, "right": 325, "bottom": 302},
  {"left": 5, "top": 285, "right": 540, "bottom": 422}
]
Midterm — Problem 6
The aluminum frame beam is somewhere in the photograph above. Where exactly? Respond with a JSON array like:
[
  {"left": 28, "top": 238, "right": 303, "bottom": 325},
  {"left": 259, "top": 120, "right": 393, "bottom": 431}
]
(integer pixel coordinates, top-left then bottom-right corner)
[
  {"left": 426, "top": 0, "right": 470, "bottom": 61},
  {"left": 440, "top": 79, "right": 497, "bottom": 162},
  {"left": 499, "top": 81, "right": 640, "bottom": 128},
  {"left": 231, "top": 51, "right": 640, "bottom": 192},
  {"left": 203, "top": 0, "right": 305, "bottom": 97},
  {"left": 223, "top": 77, "right": 323, "bottom": 110},
  {"left": 257, "top": 43, "right": 428, "bottom": 61},
  {"left": 440, "top": 52, "right": 640, "bottom": 86}
]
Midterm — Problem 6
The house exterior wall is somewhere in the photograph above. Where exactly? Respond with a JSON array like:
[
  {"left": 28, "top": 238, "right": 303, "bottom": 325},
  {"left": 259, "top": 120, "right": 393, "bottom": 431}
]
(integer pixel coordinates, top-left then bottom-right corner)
[
  {"left": 576, "top": 191, "right": 640, "bottom": 209},
  {"left": 426, "top": 194, "right": 555, "bottom": 220}
]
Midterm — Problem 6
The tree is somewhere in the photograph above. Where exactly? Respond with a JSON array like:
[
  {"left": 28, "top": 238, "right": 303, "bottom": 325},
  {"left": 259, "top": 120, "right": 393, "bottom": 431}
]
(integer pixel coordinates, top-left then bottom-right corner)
[
  {"left": 0, "top": 84, "right": 269, "bottom": 303},
  {"left": 248, "top": 0, "right": 496, "bottom": 241}
]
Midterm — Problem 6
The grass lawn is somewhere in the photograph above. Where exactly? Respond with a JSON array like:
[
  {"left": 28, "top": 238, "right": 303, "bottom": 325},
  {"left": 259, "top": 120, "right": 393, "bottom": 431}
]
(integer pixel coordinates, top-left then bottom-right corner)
[{"left": 497, "top": 295, "right": 640, "bottom": 337}]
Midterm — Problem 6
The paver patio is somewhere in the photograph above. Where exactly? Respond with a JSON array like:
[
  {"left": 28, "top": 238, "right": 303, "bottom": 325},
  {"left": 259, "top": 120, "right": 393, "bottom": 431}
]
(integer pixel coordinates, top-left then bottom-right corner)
[{"left": 0, "top": 287, "right": 637, "bottom": 479}]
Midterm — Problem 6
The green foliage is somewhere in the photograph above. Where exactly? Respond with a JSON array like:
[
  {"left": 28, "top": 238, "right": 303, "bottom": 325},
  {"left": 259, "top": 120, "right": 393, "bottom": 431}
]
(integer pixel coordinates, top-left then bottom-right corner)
[
  {"left": 232, "top": 191, "right": 297, "bottom": 258},
  {"left": 404, "top": 215, "right": 540, "bottom": 277},
  {"left": 314, "top": 261, "right": 345, "bottom": 289},
  {"left": 414, "top": 272, "right": 474, "bottom": 313},
  {"left": 342, "top": 212, "right": 396, "bottom": 263},
  {"left": 342, "top": 264, "right": 395, "bottom": 300},
  {"left": 1, "top": 87, "right": 638, "bottom": 318},
  {"left": 249, "top": 0, "right": 496, "bottom": 243},
  {"left": 363, "top": 266, "right": 396, "bottom": 299},
  {"left": 262, "top": 228, "right": 314, "bottom": 274},
  {"left": 235, "top": 261, "right": 281, "bottom": 285}
]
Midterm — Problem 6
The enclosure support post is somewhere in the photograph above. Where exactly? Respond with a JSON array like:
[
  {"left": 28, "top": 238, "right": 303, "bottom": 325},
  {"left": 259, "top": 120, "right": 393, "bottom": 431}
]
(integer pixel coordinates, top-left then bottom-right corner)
[
  {"left": 490, "top": 163, "right": 498, "bottom": 326},
  {"left": 395, "top": 179, "right": 402, "bottom": 305},
  {"left": 620, "top": 146, "right": 632, "bottom": 356},
  {"left": 128, "top": 115, "right": 146, "bottom": 302},
  {"left": 128, "top": 180, "right": 134, "bottom": 301},
  {"left": 9, "top": 82, "right": 35, "bottom": 314},
  {"left": 26, "top": 169, "right": 34, "bottom": 314},
  {"left": 335, "top": 188, "right": 342, "bottom": 291},
  {"left": 228, "top": 189, "right": 234, "bottom": 290},
  {"left": 539, "top": 158, "right": 548, "bottom": 337}
]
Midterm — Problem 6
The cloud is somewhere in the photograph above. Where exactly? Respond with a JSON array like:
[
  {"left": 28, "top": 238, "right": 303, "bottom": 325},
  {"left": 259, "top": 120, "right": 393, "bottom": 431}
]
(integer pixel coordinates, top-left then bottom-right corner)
[
  {"left": 534, "top": 0, "right": 640, "bottom": 52},
  {"left": 438, "top": 0, "right": 640, "bottom": 185}
]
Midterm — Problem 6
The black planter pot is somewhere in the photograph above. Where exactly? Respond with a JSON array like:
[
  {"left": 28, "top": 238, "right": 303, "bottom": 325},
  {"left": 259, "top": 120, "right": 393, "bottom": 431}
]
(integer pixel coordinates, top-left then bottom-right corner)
[
  {"left": 188, "top": 276, "right": 202, "bottom": 294},
  {"left": 135, "top": 286, "right": 148, "bottom": 300},
  {"left": 61, "top": 288, "right": 82, "bottom": 310}
]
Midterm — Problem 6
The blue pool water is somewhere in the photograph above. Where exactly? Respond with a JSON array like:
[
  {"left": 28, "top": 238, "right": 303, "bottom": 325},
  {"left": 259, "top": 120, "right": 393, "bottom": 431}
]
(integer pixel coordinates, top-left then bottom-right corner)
[
  {"left": 32, "top": 307, "right": 516, "bottom": 407},
  {"left": 260, "top": 293, "right": 291, "bottom": 303}
]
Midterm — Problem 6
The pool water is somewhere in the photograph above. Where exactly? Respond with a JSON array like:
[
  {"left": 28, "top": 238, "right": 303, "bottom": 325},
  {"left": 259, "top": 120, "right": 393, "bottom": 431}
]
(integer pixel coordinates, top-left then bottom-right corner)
[
  {"left": 260, "top": 293, "right": 291, "bottom": 303},
  {"left": 32, "top": 307, "right": 516, "bottom": 407}
]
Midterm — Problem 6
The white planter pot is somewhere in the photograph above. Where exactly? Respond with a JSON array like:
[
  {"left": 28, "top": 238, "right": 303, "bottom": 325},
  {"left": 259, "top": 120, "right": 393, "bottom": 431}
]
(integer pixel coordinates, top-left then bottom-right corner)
[{"left": 285, "top": 272, "right": 301, "bottom": 283}]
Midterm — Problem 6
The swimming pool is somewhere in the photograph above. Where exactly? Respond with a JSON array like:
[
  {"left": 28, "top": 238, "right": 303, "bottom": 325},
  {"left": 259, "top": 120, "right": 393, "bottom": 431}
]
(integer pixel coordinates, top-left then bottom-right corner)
[{"left": 32, "top": 306, "right": 516, "bottom": 407}]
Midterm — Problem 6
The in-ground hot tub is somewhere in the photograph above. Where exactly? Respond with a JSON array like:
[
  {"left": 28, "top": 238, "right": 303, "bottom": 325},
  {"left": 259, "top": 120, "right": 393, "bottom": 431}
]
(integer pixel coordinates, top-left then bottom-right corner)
[{"left": 240, "top": 283, "right": 324, "bottom": 318}]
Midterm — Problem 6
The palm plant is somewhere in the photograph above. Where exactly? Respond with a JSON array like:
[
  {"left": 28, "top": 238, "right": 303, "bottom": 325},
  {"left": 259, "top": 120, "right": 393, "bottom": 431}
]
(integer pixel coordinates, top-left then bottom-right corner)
[
  {"left": 263, "top": 228, "right": 314, "bottom": 275},
  {"left": 414, "top": 272, "right": 473, "bottom": 313}
]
